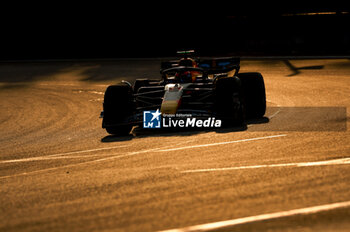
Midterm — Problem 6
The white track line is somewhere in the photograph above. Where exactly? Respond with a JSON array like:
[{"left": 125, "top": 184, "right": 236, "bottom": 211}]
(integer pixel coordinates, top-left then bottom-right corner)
[
  {"left": 160, "top": 200, "right": 350, "bottom": 232},
  {"left": 182, "top": 157, "right": 350, "bottom": 173},
  {"left": 268, "top": 108, "right": 282, "bottom": 119},
  {"left": 0, "top": 145, "right": 130, "bottom": 164},
  {"left": 0, "top": 148, "right": 162, "bottom": 179},
  {"left": 266, "top": 99, "right": 282, "bottom": 119},
  {"left": 0, "top": 140, "right": 196, "bottom": 179},
  {"left": 156, "top": 134, "right": 287, "bottom": 152}
]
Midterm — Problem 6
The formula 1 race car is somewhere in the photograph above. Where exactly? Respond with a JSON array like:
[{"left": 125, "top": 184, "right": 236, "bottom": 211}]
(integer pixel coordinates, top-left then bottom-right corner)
[{"left": 101, "top": 51, "right": 266, "bottom": 135}]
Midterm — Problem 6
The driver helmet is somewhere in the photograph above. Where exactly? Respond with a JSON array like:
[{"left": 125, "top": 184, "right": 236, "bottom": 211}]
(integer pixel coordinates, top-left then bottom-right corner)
[
  {"left": 175, "top": 71, "right": 193, "bottom": 83},
  {"left": 179, "top": 57, "right": 198, "bottom": 67}
]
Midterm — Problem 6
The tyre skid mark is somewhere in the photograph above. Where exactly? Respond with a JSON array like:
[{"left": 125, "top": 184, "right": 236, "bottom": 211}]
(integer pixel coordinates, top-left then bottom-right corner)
[
  {"left": 155, "top": 134, "right": 287, "bottom": 152},
  {"left": 0, "top": 147, "right": 178, "bottom": 179},
  {"left": 0, "top": 135, "right": 286, "bottom": 179},
  {"left": 0, "top": 145, "right": 130, "bottom": 164}
]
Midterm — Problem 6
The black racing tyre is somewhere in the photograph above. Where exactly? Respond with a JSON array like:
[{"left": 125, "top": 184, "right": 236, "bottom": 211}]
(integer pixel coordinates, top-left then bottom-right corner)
[
  {"left": 214, "top": 76, "right": 245, "bottom": 126},
  {"left": 238, "top": 72, "right": 266, "bottom": 119},
  {"left": 103, "top": 83, "right": 134, "bottom": 135}
]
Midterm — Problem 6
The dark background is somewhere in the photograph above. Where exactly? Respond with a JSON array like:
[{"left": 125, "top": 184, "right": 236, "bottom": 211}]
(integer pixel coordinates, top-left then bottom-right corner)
[{"left": 1, "top": 4, "right": 349, "bottom": 60}]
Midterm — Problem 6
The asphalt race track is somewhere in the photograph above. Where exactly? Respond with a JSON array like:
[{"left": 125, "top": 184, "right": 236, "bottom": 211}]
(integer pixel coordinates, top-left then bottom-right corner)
[{"left": 1, "top": 58, "right": 350, "bottom": 232}]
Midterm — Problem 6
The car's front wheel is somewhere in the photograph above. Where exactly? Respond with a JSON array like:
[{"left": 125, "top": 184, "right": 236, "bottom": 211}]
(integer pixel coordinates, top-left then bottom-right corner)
[
  {"left": 102, "top": 83, "right": 134, "bottom": 136},
  {"left": 214, "top": 76, "right": 245, "bottom": 126},
  {"left": 238, "top": 72, "right": 266, "bottom": 119}
]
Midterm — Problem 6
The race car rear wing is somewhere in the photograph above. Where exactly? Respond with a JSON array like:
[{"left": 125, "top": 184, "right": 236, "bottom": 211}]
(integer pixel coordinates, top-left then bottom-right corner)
[
  {"left": 198, "top": 57, "right": 240, "bottom": 75},
  {"left": 160, "top": 57, "right": 240, "bottom": 75}
]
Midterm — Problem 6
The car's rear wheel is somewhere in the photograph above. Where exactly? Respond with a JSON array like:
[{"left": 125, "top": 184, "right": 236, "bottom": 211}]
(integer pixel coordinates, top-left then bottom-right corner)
[
  {"left": 238, "top": 72, "right": 266, "bottom": 119},
  {"left": 214, "top": 76, "right": 245, "bottom": 126},
  {"left": 103, "top": 83, "right": 134, "bottom": 135}
]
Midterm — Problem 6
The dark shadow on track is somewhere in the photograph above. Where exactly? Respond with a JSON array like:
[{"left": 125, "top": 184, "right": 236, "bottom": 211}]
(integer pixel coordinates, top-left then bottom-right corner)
[
  {"left": 282, "top": 60, "right": 324, "bottom": 76},
  {"left": 0, "top": 83, "right": 30, "bottom": 90},
  {"left": 0, "top": 62, "right": 74, "bottom": 83},
  {"left": 78, "top": 60, "right": 160, "bottom": 82},
  {"left": 0, "top": 60, "right": 161, "bottom": 86},
  {"left": 101, "top": 134, "right": 134, "bottom": 143},
  {"left": 246, "top": 116, "right": 270, "bottom": 125},
  {"left": 101, "top": 125, "right": 248, "bottom": 143},
  {"left": 100, "top": 117, "right": 270, "bottom": 143}
]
